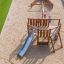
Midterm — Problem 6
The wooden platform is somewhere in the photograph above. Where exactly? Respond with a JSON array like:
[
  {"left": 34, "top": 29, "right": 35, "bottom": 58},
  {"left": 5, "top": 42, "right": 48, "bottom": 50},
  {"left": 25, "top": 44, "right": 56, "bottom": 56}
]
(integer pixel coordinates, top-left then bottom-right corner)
[{"left": 37, "top": 42, "right": 48, "bottom": 45}]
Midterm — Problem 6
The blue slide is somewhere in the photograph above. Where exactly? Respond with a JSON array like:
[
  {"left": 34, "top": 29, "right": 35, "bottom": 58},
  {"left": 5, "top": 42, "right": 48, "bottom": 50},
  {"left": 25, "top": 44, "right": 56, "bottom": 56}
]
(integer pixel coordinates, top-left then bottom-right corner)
[{"left": 17, "top": 32, "right": 34, "bottom": 57}]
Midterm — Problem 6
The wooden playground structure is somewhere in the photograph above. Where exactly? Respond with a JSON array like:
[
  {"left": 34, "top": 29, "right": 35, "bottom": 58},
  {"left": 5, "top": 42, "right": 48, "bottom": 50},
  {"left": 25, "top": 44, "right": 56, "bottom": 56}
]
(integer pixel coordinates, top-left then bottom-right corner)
[
  {"left": 27, "top": 0, "right": 63, "bottom": 52},
  {"left": 27, "top": 18, "right": 63, "bottom": 52},
  {"left": 27, "top": 18, "right": 63, "bottom": 51}
]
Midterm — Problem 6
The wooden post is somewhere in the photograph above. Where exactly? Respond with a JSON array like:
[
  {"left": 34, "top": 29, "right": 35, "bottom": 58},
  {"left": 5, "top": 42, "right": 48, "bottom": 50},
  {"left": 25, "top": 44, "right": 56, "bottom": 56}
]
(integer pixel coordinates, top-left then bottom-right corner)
[
  {"left": 40, "top": 19, "right": 42, "bottom": 37},
  {"left": 50, "top": 29, "right": 55, "bottom": 52},
  {"left": 36, "top": 19, "right": 39, "bottom": 45},
  {"left": 27, "top": 18, "right": 29, "bottom": 35},
  {"left": 58, "top": 19, "right": 63, "bottom": 48},
  {"left": 58, "top": 32, "right": 63, "bottom": 48},
  {"left": 37, "top": 29, "right": 39, "bottom": 45},
  {"left": 33, "top": 19, "right": 34, "bottom": 26}
]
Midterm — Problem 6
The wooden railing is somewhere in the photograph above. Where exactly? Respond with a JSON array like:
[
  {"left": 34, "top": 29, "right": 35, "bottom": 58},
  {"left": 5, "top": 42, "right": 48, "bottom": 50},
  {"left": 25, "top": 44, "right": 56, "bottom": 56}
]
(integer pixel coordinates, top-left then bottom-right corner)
[{"left": 27, "top": 18, "right": 61, "bottom": 37}]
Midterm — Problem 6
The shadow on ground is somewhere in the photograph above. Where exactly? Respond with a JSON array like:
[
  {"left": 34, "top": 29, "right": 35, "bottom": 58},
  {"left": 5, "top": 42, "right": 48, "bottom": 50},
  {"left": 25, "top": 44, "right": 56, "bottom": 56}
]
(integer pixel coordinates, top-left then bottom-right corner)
[
  {"left": 9, "top": 32, "right": 64, "bottom": 64},
  {"left": 61, "top": 0, "right": 64, "bottom": 7},
  {"left": 9, "top": 41, "right": 51, "bottom": 64},
  {"left": 21, "top": 45, "right": 51, "bottom": 64}
]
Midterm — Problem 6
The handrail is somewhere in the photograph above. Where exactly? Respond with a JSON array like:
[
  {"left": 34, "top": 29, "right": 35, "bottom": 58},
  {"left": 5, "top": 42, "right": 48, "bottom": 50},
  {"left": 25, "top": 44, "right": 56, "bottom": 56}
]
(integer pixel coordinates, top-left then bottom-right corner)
[{"left": 28, "top": 18, "right": 61, "bottom": 20}]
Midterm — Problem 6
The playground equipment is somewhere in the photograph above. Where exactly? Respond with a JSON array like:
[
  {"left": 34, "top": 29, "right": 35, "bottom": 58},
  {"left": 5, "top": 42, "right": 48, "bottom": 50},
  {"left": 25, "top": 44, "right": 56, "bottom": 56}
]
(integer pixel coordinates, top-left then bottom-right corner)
[
  {"left": 27, "top": 18, "right": 63, "bottom": 50},
  {"left": 17, "top": 18, "right": 63, "bottom": 57},
  {"left": 17, "top": 0, "right": 63, "bottom": 57},
  {"left": 17, "top": 32, "right": 35, "bottom": 57},
  {"left": 30, "top": 0, "right": 53, "bottom": 12}
]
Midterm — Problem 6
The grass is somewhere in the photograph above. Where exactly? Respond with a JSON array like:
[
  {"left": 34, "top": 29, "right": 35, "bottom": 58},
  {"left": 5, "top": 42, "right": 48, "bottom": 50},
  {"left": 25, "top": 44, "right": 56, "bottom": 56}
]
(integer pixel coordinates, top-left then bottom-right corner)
[{"left": 0, "top": 0, "right": 12, "bottom": 32}]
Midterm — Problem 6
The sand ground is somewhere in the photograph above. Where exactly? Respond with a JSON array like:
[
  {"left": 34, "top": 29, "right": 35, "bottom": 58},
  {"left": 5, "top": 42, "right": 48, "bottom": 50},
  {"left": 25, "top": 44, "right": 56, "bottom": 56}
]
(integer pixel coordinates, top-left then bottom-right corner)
[{"left": 0, "top": 0, "right": 64, "bottom": 64}]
